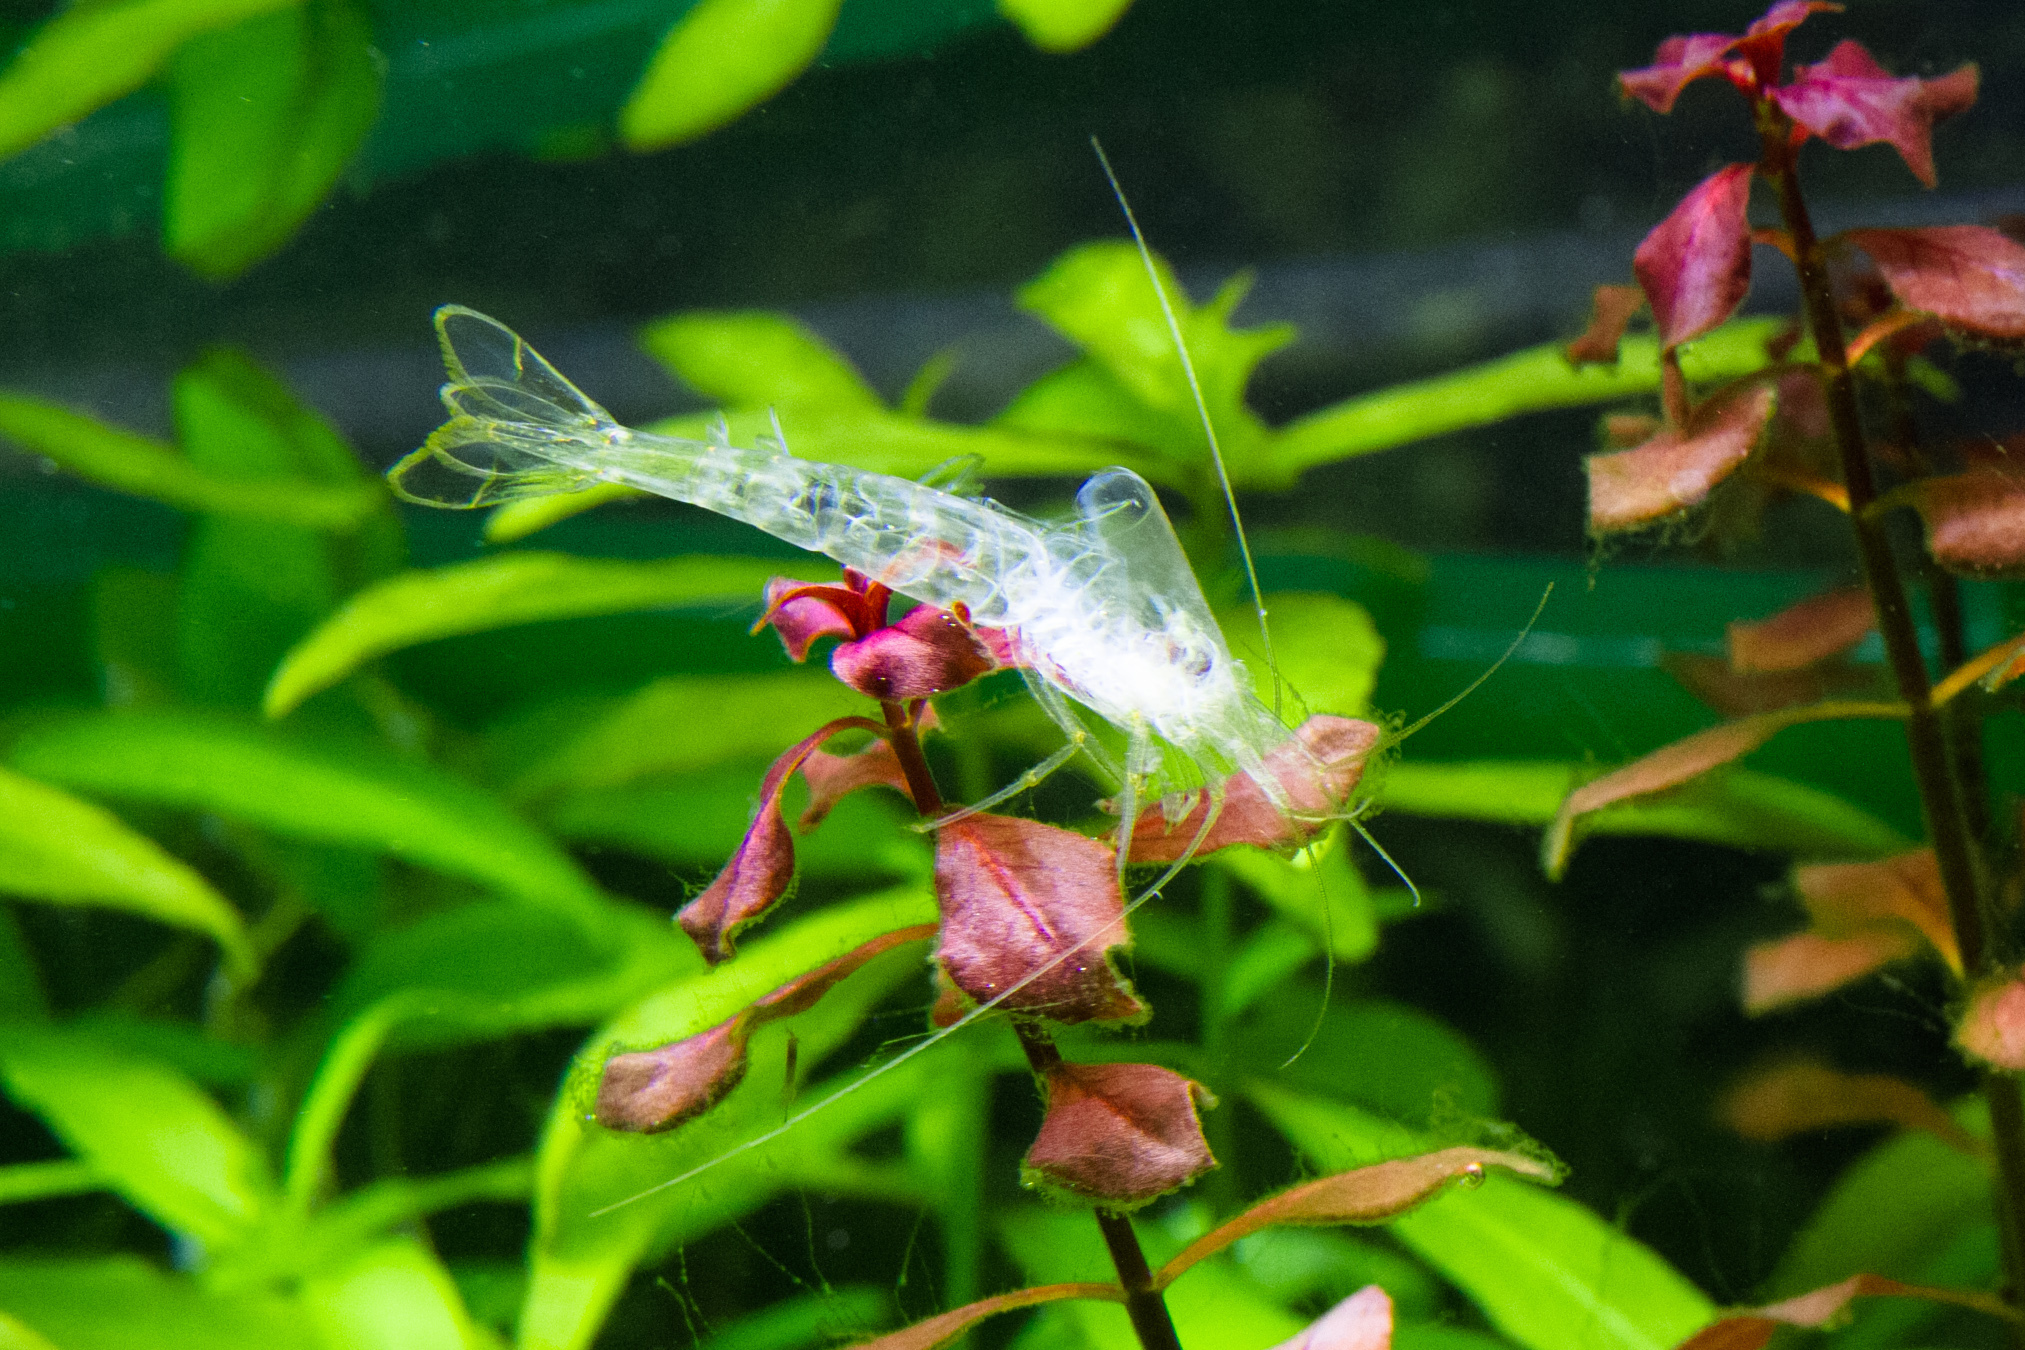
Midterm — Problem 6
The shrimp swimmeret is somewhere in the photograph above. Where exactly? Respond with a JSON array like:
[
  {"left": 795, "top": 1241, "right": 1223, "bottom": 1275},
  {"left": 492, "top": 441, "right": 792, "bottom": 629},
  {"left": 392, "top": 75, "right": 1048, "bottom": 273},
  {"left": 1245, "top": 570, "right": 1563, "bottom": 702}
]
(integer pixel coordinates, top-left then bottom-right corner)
[{"left": 389, "top": 305, "right": 1340, "bottom": 829}]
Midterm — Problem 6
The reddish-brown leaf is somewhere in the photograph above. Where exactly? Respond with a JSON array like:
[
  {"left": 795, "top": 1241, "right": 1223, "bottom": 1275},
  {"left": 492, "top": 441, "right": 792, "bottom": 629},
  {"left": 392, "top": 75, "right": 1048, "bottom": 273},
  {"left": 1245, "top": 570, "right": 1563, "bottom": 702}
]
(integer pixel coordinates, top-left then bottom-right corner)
[
  {"left": 1796, "top": 849, "right": 1958, "bottom": 971},
  {"left": 1128, "top": 715, "right": 1382, "bottom": 864},
  {"left": 830, "top": 602, "right": 1002, "bottom": 701},
  {"left": 1663, "top": 652, "right": 1882, "bottom": 718},
  {"left": 1958, "top": 971, "right": 2025, "bottom": 1071},
  {"left": 1902, "top": 458, "right": 2025, "bottom": 579},
  {"left": 1566, "top": 284, "right": 1646, "bottom": 366},
  {"left": 1719, "top": 1059, "right": 1981, "bottom": 1153},
  {"left": 843, "top": 1284, "right": 1123, "bottom": 1350},
  {"left": 1743, "top": 926, "right": 1918, "bottom": 1014},
  {"left": 1022, "top": 1062, "right": 1216, "bottom": 1209},
  {"left": 596, "top": 1016, "right": 751, "bottom": 1133},
  {"left": 1673, "top": 1274, "right": 2019, "bottom": 1350},
  {"left": 1774, "top": 43, "right": 1979, "bottom": 188},
  {"left": 1587, "top": 380, "right": 1777, "bottom": 534},
  {"left": 757, "top": 570, "right": 890, "bottom": 660},
  {"left": 1635, "top": 164, "right": 1757, "bottom": 350},
  {"left": 750, "top": 922, "right": 940, "bottom": 1021},
  {"left": 1268, "top": 1286, "right": 1394, "bottom": 1350},
  {"left": 1727, "top": 586, "right": 1875, "bottom": 673},
  {"left": 1156, "top": 1145, "right": 1558, "bottom": 1287},
  {"left": 934, "top": 813, "right": 1143, "bottom": 1023},
  {"left": 798, "top": 737, "right": 914, "bottom": 830},
  {"left": 1847, "top": 226, "right": 2025, "bottom": 342}
]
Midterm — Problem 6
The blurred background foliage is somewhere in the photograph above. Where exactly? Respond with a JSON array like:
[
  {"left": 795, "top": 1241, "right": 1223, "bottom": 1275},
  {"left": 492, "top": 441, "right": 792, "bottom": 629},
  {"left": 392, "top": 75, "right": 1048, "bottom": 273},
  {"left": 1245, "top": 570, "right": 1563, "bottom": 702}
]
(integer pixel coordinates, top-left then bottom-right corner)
[{"left": 3, "top": 0, "right": 2025, "bottom": 1348}]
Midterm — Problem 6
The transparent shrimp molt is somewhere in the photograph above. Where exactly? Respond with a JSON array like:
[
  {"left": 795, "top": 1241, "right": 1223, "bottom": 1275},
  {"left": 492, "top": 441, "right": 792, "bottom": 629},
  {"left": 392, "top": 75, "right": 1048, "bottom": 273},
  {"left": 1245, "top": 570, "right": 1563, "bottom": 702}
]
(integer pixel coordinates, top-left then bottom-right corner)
[{"left": 388, "top": 305, "right": 1369, "bottom": 842}]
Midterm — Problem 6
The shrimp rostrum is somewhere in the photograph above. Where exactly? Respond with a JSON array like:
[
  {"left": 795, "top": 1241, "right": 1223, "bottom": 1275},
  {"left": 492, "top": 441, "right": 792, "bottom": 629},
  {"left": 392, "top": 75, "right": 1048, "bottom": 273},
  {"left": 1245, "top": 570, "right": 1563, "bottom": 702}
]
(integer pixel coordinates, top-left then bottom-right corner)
[{"left": 389, "top": 306, "right": 1373, "bottom": 845}]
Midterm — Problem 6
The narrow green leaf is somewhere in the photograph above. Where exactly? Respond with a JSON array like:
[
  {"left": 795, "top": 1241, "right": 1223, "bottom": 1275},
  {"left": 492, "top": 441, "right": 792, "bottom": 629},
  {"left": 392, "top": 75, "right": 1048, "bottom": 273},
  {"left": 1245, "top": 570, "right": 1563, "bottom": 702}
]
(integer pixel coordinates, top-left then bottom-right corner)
[
  {"left": 639, "top": 311, "right": 883, "bottom": 411},
  {"left": 165, "top": 0, "right": 383, "bottom": 278},
  {"left": 11, "top": 712, "right": 603, "bottom": 915},
  {"left": 484, "top": 482, "right": 645, "bottom": 543},
  {"left": 998, "top": 0, "right": 1135, "bottom": 52},
  {"left": 264, "top": 1158, "right": 531, "bottom": 1283},
  {"left": 1268, "top": 319, "right": 1784, "bottom": 483},
  {"left": 301, "top": 1236, "right": 483, "bottom": 1350},
  {"left": 0, "top": 1026, "right": 275, "bottom": 1248},
  {"left": 0, "top": 1256, "right": 316, "bottom": 1350},
  {"left": 619, "top": 0, "right": 844, "bottom": 149},
  {"left": 264, "top": 553, "right": 786, "bottom": 717},
  {"left": 1253, "top": 1086, "right": 1713, "bottom": 1350},
  {"left": 0, "top": 1159, "right": 106, "bottom": 1206},
  {"left": 0, "top": 765, "right": 255, "bottom": 980},
  {"left": 650, "top": 406, "right": 1136, "bottom": 481},
  {"left": 0, "top": 0, "right": 297, "bottom": 161},
  {"left": 0, "top": 393, "right": 376, "bottom": 526}
]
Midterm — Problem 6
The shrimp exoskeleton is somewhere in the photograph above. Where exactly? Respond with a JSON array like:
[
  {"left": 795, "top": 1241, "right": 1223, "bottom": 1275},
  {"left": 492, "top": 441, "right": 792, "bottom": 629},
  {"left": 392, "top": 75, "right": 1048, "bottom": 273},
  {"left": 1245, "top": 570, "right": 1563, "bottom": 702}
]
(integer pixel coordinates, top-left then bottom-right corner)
[{"left": 390, "top": 305, "right": 1321, "bottom": 835}]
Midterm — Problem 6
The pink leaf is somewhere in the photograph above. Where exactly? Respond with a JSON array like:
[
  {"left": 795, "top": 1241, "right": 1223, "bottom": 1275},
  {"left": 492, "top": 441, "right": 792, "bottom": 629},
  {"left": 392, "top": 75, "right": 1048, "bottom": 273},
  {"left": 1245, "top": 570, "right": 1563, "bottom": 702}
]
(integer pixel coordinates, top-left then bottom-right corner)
[
  {"left": 1587, "top": 380, "right": 1777, "bottom": 533},
  {"left": 1674, "top": 1274, "right": 2019, "bottom": 1350},
  {"left": 1022, "top": 1062, "right": 1216, "bottom": 1209},
  {"left": 1619, "top": 33, "right": 1749, "bottom": 114},
  {"left": 1726, "top": 586, "right": 1875, "bottom": 673},
  {"left": 1958, "top": 972, "right": 2025, "bottom": 1071},
  {"left": 1796, "top": 849, "right": 1958, "bottom": 971},
  {"left": 1128, "top": 715, "right": 1381, "bottom": 863},
  {"left": 757, "top": 571, "right": 889, "bottom": 661},
  {"left": 933, "top": 813, "right": 1144, "bottom": 1023},
  {"left": 1635, "top": 164, "right": 1757, "bottom": 349},
  {"left": 1774, "top": 43, "right": 1979, "bottom": 188},
  {"left": 798, "top": 737, "right": 915, "bottom": 830},
  {"left": 596, "top": 1017, "right": 750, "bottom": 1133},
  {"left": 1565, "top": 284, "right": 1646, "bottom": 366},
  {"left": 1268, "top": 1286, "right": 1394, "bottom": 1350},
  {"left": 830, "top": 602, "right": 1003, "bottom": 701},
  {"left": 1848, "top": 226, "right": 2025, "bottom": 341},
  {"left": 1719, "top": 1059, "right": 1981, "bottom": 1153},
  {"left": 1663, "top": 652, "right": 1883, "bottom": 718},
  {"left": 1743, "top": 926, "right": 1918, "bottom": 1014},
  {"left": 1902, "top": 455, "right": 2025, "bottom": 578}
]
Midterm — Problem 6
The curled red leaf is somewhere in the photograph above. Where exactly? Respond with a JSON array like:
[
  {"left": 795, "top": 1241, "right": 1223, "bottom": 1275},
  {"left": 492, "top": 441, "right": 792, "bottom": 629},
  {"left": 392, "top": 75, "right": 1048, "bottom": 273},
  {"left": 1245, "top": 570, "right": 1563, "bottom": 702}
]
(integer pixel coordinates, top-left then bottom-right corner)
[
  {"left": 1022, "top": 1061, "right": 1216, "bottom": 1209},
  {"left": 1743, "top": 926, "right": 1918, "bottom": 1014},
  {"left": 1675, "top": 1274, "right": 2019, "bottom": 1350},
  {"left": 1727, "top": 586, "right": 1875, "bottom": 674},
  {"left": 1587, "top": 380, "right": 1777, "bottom": 533},
  {"left": 1269, "top": 1286, "right": 1394, "bottom": 1350},
  {"left": 1635, "top": 164, "right": 1757, "bottom": 350},
  {"left": 830, "top": 602, "right": 1002, "bottom": 701},
  {"left": 758, "top": 570, "right": 891, "bottom": 660},
  {"left": 597, "top": 1017, "right": 749, "bottom": 1133},
  {"left": 1719, "top": 1059, "right": 1981, "bottom": 1154},
  {"left": 1958, "top": 971, "right": 2025, "bottom": 1071},
  {"left": 1774, "top": 43, "right": 1979, "bottom": 188},
  {"left": 1566, "top": 284, "right": 1646, "bottom": 366},
  {"left": 1901, "top": 455, "right": 2025, "bottom": 579},
  {"left": 1848, "top": 226, "right": 2025, "bottom": 342},
  {"left": 798, "top": 736, "right": 915, "bottom": 830},
  {"left": 934, "top": 812, "right": 1144, "bottom": 1023},
  {"left": 1620, "top": 33, "right": 1750, "bottom": 114}
]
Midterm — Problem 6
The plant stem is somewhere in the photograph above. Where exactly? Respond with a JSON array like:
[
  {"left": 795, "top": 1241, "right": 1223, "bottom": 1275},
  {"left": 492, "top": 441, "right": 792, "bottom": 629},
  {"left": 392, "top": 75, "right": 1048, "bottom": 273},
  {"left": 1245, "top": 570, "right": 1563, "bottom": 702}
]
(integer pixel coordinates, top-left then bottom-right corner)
[
  {"left": 1015, "top": 1023, "right": 1185, "bottom": 1350},
  {"left": 1760, "top": 111, "right": 2025, "bottom": 1314},
  {"left": 889, "top": 706, "right": 1185, "bottom": 1350}
]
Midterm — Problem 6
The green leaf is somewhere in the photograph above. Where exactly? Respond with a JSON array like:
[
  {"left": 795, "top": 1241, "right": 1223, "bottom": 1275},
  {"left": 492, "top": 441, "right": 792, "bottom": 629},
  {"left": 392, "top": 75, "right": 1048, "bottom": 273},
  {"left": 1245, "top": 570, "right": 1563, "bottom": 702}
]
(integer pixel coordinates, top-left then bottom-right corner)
[
  {"left": 1268, "top": 320, "right": 1784, "bottom": 484},
  {"left": 0, "top": 0, "right": 298, "bottom": 161},
  {"left": 483, "top": 482, "right": 646, "bottom": 543},
  {"left": 1253, "top": 1086, "right": 1713, "bottom": 1350},
  {"left": 164, "top": 0, "right": 383, "bottom": 278},
  {"left": 0, "top": 393, "right": 377, "bottom": 527},
  {"left": 264, "top": 553, "right": 786, "bottom": 717},
  {"left": 1212, "top": 829, "right": 1377, "bottom": 965},
  {"left": 652, "top": 405, "right": 1136, "bottom": 480},
  {"left": 639, "top": 311, "right": 883, "bottom": 410},
  {"left": 1246, "top": 998, "right": 1500, "bottom": 1123},
  {"left": 998, "top": 0, "right": 1135, "bottom": 52},
  {"left": 0, "top": 765, "right": 255, "bottom": 980},
  {"left": 0, "top": 1256, "right": 316, "bottom": 1350},
  {"left": 300, "top": 1236, "right": 484, "bottom": 1350},
  {"left": 251, "top": 1158, "right": 531, "bottom": 1284},
  {"left": 93, "top": 569, "right": 183, "bottom": 710},
  {"left": 619, "top": 0, "right": 844, "bottom": 150},
  {"left": 0, "top": 1026, "right": 276, "bottom": 1248},
  {"left": 10, "top": 712, "right": 604, "bottom": 915},
  {"left": 1237, "top": 592, "right": 1384, "bottom": 721},
  {"left": 0, "top": 1159, "right": 106, "bottom": 1206}
]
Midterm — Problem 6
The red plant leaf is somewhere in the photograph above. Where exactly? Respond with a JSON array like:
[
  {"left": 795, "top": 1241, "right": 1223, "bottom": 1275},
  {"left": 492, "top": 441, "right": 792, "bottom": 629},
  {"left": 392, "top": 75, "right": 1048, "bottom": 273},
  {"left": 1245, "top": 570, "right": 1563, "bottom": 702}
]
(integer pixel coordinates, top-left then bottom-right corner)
[
  {"left": 1727, "top": 586, "right": 1875, "bottom": 673},
  {"left": 1958, "top": 971, "right": 2025, "bottom": 1071},
  {"left": 1933, "top": 631, "right": 2025, "bottom": 707},
  {"left": 1743, "top": 926, "right": 1918, "bottom": 1014},
  {"left": 1156, "top": 1145, "right": 1559, "bottom": 1288},
  {"left": 1617, "top": 4, "right": 1839, "bottom": 114},
  {"left": 1587, "top": 380, "right": 1777, "bottom": 533},
  {"left": 1022, "top": 1062, "right": 1216, "bottom": 1209},
  {"left": 1848, "top": 226, "right": 2025, "bottom": 341},
  {"left": 758, "top": 571, "right": 891, "bottom": 660},
  {"left": 798, "top": 737, "right": 915, "bottom": 830},
  {"left": 596, "top": 1016, "right": 750, "bottom": 1134},
  {"left": 1127, "top": 715, "right": 1381, "bottom": 863},
  {"left": 830, "top": 602, "right": 1002, "bottom": 701},
  {"left": 1796, "top": 849, "right": 1958, "bottom": 971},
  {"left": 1566, "top": 284, "right": 1646, "bottom": 366},
  {"left": 677, "top": 715, "right": 886, "bottom": 963},
  {"left": 1663, "top": 652, "right": 1883, "bottom": 718},
  {"left": 933, "top": 812, "right": 1144, "bottom": 1023},
  {"left": 1635, "top": 164, "right": 1757, "bottom": 349},
  {"left": 751, "top": 922, "right": 940, "bottom": 1020},
  {"left": 1774, "top": 43, "right": 1979, "bottom": 188},
  {"left": 1673, "top": 1274, "right": 2019, "bottom": 1350},
  {"left": 844, "top": 1285, "right": 1123, "bottom": 1350},
  {"left": 1902, "top": 458, "right": 2025, "bottom": 578},
  {"left": 1269, "top": 1286, "right": 1394, "bottom": 1350},
  {"left": 1719, "top": 1059, "right": 1982, "bottom": 1153},
  {"left": 1543, "top": 699, "right": 1905, "bottom": 878}
]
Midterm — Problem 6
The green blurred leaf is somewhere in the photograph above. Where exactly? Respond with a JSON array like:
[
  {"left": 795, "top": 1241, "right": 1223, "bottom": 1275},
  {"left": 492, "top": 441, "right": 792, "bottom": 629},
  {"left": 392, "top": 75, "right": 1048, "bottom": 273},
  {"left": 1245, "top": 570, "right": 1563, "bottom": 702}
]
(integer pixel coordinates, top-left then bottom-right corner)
[
  {"left": 998, "top": 0, "right": 1135, "bottom": 52},
  {"left": 653, "top": 405, "right": 1135, "bottom": 480},
  {"left": 0, "top": 906, "right": 46, "bottom": 1023},
  {"left": 301, "top": 1236, "right": 485, "bottom": 1350},
  {"left": 484, "top": 482, "right": 646, "bottom": 543},
  {"left": 0, "top": 1025, "right": 275, "bottom": 1248},
  {"left": 11, "top": 712, "right": 604, "bottom": 915},
  {"left": 1268, "top": 319, "right": 1785, "bottom": 483},
  {"left": 639, "top": 311, "right": 882, "bottom": 410},
  {"left": 165, "top": 0, "right": 383, "bottom": 278},
  {"left": 0, "top": 1159, "right": 106, "bottom": 1206},
  {"left": 1253, "top": 1086, "right": 1712, "bottom": 1350},
  {"left": 1212, "top": 827, "right": 1377, "bottom": 964},
  {"left": 1246, "top": 998, "right": 1500, "bottom": 1123},
  {"left": 0, "top": 393, "right": 377, "bottom": 526},
  {"left": 0, "top": 1256, "right": 315, "bottom": 1350},
  {"left": 264, "top": 553, "right": 786, "bottom": 716},
  {"left": 258, "top": 1158, "right": 531, "bottom": 1285},
  {"left": 1236, "top": 592, "right": 1384, "bottom": 721},
  {"left": 619, "top": 0, "right": 843, "bottom": 150},
  {"left": 682, "top": 1288, "right": 890, "bottom": 1350},
  {"left": 1212, "top": 920, "right": 1320, "bottom": 1021},
  {"left": 0, "top": 0, "right": 297, "bottom": 161},
  {"left": 0, "top": 764, "right": 255, "bottom": 980},
  {"left": 92, "top": 569, "right": 183, "bottom": 710}
]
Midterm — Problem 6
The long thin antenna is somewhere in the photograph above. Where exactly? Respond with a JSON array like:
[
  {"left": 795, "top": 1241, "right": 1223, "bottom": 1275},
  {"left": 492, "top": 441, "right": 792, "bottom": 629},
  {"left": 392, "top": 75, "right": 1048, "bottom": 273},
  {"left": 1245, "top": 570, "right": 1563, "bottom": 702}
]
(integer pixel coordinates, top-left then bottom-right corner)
[{"left": 1090, "top": 136, "right": 1280, "bottom": 712}]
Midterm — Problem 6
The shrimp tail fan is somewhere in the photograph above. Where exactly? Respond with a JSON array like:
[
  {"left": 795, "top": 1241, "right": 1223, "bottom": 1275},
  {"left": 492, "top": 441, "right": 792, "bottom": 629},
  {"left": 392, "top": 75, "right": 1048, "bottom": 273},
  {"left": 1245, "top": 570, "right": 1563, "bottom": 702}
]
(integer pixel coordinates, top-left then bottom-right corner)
[{"left": 387, "top": 306, "right": 621, "bottom": 507}]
